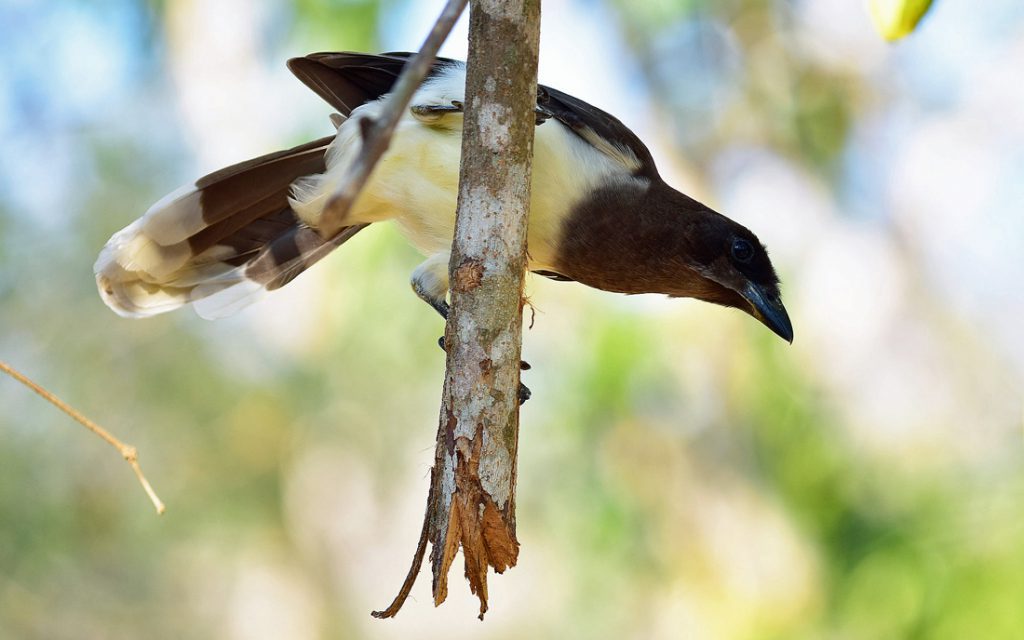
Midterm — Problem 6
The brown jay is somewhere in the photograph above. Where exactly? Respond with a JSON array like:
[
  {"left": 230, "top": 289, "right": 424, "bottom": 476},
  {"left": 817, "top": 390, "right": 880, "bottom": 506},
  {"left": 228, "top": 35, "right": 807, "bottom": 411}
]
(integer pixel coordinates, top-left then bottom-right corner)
[{"left": 95, "top": 52, "right": 793, "bottom": 353}]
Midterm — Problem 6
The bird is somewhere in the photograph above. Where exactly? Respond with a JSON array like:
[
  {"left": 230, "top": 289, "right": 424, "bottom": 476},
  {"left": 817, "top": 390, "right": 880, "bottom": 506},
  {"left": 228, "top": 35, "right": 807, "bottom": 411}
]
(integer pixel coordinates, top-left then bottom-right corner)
[{"left": 94, "top": 52, "right": 793, "bottom": 352}]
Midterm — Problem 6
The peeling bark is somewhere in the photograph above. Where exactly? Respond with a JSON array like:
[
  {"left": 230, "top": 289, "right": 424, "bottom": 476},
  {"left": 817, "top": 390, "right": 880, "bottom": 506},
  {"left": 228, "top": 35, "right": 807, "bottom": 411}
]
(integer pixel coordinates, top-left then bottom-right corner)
[{"left": 429, "top": 0, "right": 541, "bottom": 620}]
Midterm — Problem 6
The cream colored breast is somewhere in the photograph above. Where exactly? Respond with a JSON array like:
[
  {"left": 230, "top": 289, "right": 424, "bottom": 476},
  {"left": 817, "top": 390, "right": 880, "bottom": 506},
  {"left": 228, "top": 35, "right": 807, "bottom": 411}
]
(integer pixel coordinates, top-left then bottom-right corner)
[{"left": 362, "top": 116, "right": 630, "bottom": 272}]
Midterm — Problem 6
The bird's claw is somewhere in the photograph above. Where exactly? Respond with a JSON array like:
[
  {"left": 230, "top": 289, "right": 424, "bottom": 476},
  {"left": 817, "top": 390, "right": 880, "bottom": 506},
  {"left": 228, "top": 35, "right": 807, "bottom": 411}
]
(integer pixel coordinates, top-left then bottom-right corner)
[
  {"left": 414, "top": 100, "right": 548, "bottom": 126},
  {"left": 518, "top": 382, "right": 531, "bottom": 405},
  {"left": 411, "top": 101, "right": 464, "bottom": 123},
  {"left": 438, "top": 335, "right": 532, "bottom": 403}
]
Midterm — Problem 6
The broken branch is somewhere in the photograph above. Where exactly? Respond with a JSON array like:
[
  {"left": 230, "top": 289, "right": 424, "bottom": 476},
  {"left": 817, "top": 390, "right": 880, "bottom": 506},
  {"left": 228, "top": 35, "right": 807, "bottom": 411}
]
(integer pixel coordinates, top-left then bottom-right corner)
[
  {"left": 0, "top": 360, "right": 166, "bottom": 515},
  {"left": 317, "top": 0, "right": 470, "bottom": 237}
]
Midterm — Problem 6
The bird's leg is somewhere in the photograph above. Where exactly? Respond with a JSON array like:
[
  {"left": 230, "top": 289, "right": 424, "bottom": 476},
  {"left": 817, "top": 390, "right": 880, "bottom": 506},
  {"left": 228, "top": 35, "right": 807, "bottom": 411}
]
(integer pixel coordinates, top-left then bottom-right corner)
[
  {"left": 411, "top": 252, "right": 452, "bottom": 322},
  {"left": 412, "top": 280, "right": 451, "bottom": 321},
  {"left": 535, "top": 87, "right": 554, "bottom": 125},
  {"left": 412, "top": 254, "right": 532, "bottom": 405},
  {"left": 413, "top": 99, "right": 550, "bottom": 127},
  {"left": 410, "top": 101, "right": 464, "bottom": 123}
]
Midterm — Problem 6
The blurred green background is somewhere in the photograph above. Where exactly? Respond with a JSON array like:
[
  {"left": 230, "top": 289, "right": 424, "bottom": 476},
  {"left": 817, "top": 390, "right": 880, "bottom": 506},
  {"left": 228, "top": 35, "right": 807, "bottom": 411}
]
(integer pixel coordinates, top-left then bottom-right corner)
[{"left": 2, "top": 0, "right": 1023, "bottom": 638}]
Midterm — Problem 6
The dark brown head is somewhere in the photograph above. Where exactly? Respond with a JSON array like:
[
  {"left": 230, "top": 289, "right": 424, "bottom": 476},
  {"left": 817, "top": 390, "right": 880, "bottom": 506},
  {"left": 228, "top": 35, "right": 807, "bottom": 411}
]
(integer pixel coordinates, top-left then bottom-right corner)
[
  {"left": 552, "top": 179, "right": 793, "bottom": 342},
  {"left": 675, "top": 204, "right": 793, "bottom": 343}
]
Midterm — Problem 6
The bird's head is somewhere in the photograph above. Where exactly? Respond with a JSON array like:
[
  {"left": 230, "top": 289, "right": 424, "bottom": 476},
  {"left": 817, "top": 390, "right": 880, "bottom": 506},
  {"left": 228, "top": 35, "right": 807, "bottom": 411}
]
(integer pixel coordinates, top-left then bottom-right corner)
[{"left": 679, "top": 212, "right": 793, "bottom": 344}]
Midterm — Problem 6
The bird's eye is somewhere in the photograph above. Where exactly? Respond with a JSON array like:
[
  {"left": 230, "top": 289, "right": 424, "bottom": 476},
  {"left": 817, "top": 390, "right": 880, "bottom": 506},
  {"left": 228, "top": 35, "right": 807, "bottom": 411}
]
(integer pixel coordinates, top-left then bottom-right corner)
[{"left": 731, "top": 238, "right": 754, "bottom": 263}]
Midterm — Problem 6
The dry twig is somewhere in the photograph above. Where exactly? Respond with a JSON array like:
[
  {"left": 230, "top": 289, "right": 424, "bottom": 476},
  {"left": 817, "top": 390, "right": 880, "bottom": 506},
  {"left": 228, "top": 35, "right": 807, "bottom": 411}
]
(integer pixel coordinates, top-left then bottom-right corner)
[
  {"left": 317, "top": 0, "right": 470, "bottom": 237},
  {"left": 1, "top": 360, "right": 166, "bottom": 515},
  {"left": 371, "top": 470, "right": 435, "bottom": 619}
]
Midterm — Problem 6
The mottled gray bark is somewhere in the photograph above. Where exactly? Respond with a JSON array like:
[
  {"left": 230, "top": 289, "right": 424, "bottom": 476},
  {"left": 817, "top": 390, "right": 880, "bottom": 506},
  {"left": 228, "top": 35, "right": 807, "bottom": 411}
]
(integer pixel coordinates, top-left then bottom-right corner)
[
  {"left": 428, "top": 0, "right": 541, "bottom": 620},
  {"left": 372, "top": 0, "right": 541, "bottom": 621}
]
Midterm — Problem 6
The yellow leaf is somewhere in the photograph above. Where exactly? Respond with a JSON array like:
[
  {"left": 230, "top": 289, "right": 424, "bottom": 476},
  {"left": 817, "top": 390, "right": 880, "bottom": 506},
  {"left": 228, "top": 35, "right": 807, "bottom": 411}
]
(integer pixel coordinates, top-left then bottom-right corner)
[{"left": 868, "top": 0, "right": 936, "bottom": 41}]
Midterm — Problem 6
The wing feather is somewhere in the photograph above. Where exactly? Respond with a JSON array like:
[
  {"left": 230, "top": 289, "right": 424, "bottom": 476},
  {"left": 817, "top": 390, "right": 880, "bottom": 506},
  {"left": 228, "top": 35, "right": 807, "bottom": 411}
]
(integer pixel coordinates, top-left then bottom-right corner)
[
  {"left": 95, "top": 136, "right": 368, "bottom": 318},
  {"left": 379, "top": 51, "right": 658, "bottom": 176}
]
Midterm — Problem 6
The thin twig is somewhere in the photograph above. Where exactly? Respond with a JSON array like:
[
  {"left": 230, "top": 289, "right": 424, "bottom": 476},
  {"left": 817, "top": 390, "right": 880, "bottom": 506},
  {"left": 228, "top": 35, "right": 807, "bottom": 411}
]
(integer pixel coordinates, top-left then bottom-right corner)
[
  {"left": 371, "top": 469, "right": 435, "bottom": 619},
  {"left": 317, "top": 0, "right": 469, "bottom": 237},
  {"left": 1, "top": 360, "right": 166, "bottom": 515}
]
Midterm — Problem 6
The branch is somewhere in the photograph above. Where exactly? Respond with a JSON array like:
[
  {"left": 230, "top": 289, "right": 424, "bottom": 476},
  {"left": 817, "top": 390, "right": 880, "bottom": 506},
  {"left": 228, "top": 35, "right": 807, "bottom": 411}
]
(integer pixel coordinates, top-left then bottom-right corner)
[
  {"left": 1, "top": 360, "right": 166, "bottom": 515},
  {"left": 317, "top": 0, "right": 470, "bottom": 237},
  {"left": 373, "top": 0, "right": 542, "bottom": 620},
  {"left": 371, "top": 468, "right": 435, "bottom": 619}
]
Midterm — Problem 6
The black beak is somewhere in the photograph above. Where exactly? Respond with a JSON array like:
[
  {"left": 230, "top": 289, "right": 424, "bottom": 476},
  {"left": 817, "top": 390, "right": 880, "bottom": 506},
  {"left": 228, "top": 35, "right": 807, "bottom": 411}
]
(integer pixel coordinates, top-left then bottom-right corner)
[{"left": 742, "top": 283, "right": 794, "bottom": 343}]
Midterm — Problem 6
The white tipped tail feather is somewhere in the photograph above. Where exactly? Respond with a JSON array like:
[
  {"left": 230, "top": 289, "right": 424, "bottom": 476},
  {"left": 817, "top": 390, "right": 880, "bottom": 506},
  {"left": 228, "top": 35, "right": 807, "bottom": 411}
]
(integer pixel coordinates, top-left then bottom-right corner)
[{"left": 93, "top": 135, "right": 369, "bottom": 319}]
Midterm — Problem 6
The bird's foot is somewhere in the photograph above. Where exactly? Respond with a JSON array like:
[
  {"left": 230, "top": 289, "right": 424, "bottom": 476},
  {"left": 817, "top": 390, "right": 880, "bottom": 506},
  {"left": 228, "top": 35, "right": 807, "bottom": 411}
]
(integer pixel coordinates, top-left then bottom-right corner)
[
  {"left": 413, "top": 100, "right": 549, "bottom": 127},
  {"left": 535, "top": 87, "right": 553, "bottom": 125},
  {"left": 411, "top": 101, "right": 464, "bottom": 122},
  {"left": 517, "top": 382, "right": 532, "bottom": 405}
]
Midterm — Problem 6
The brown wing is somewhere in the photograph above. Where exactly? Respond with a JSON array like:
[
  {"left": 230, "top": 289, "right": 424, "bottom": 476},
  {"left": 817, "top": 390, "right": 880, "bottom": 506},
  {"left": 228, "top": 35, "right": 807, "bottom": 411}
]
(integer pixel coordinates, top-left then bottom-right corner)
[
  {"left": 288, "top": 52, "right": 454, "bottom": 115},
  {"left": 377, "top": 51, "right": 658, "bottom": 177},
  {"left": 536, "top": 85, "right": 658, "bottom": 178}
]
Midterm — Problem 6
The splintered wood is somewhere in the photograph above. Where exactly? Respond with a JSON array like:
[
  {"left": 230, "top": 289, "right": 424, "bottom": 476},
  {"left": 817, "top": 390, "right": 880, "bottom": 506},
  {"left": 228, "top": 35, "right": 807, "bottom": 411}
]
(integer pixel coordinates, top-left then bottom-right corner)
[{"left": 431, "top": 422, "right": 520, "bottom": 608}]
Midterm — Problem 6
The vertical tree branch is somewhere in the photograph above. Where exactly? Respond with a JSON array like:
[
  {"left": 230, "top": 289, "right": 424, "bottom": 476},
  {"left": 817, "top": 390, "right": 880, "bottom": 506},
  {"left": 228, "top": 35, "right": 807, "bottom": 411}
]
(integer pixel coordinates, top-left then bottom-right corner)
[
  {"left": 428, "top": 0, "right": 542, "bottom": 620},
  {"left": 372, "top": 0, "right": 541, "bottom": 620}
]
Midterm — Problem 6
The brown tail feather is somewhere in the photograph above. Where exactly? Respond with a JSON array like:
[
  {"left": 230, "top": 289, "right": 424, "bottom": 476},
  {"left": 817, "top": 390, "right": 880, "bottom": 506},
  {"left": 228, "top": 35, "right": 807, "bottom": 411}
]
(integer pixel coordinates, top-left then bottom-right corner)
[
  {"left": 95, "top": 135, "right": 369, "bottom": 319},
  {"left": 95, "top": 52, "right": 440, "bottom": 319}
]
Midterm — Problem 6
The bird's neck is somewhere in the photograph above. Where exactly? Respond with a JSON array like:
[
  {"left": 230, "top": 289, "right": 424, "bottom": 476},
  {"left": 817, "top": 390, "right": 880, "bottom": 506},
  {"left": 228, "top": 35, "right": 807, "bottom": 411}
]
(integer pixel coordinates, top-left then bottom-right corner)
[{"left": 553, "top": 179, "right": 719, "bottom": 299}]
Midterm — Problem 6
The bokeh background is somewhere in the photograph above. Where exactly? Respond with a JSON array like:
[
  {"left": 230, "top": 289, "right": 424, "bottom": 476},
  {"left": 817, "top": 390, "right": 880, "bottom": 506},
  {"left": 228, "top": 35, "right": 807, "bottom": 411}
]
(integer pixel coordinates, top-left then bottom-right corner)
[{"left": 2, "top": 0, "right": 1023, "bottom": 638}]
